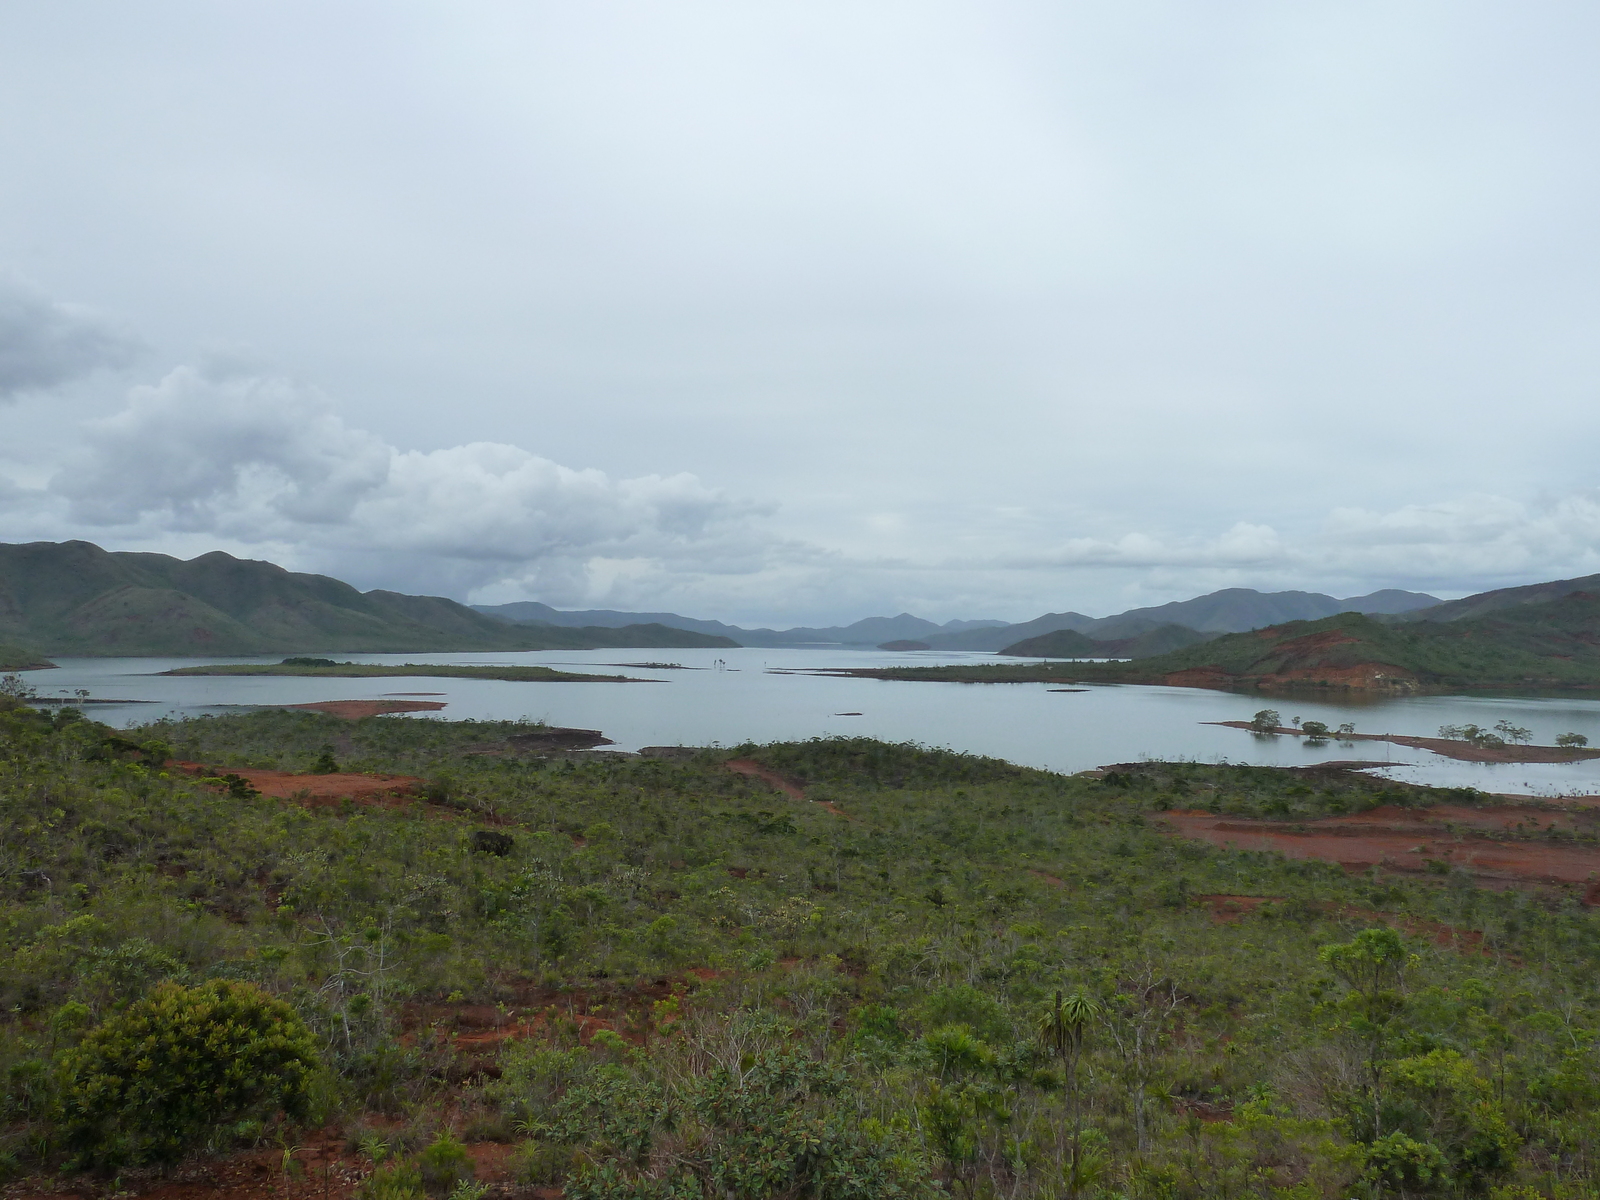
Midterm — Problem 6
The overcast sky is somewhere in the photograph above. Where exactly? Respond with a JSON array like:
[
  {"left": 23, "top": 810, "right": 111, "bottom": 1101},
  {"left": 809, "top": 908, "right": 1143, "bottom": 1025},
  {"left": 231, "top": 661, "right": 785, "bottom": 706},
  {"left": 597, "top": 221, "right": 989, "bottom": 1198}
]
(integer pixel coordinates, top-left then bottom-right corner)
[{"left": 2, "top": 2, "right": 1599, "bottom": 625}]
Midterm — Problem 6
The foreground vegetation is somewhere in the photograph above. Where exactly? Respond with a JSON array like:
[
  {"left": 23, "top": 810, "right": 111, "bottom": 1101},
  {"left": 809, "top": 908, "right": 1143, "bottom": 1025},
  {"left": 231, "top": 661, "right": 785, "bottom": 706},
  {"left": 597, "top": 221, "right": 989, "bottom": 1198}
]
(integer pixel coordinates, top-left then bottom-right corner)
[{"left": 6, "top": 699, "right": 1600, "bottom": 1198}]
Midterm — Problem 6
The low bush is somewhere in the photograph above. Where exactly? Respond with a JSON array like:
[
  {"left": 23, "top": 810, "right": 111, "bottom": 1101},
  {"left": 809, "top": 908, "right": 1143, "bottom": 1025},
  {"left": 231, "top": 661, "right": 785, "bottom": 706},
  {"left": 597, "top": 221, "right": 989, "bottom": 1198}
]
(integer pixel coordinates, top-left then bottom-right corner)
[{"left": 58, "top": 980, "right": 319, "bottom": 1168}]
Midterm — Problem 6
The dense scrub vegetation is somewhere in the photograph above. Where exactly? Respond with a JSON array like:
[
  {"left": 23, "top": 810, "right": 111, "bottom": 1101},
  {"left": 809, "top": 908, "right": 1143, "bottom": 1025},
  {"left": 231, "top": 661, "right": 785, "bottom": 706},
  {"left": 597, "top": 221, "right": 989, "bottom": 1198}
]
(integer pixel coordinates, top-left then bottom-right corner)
[{"left": 6, "top": 698, "right": 1600, "bottom": 1198}]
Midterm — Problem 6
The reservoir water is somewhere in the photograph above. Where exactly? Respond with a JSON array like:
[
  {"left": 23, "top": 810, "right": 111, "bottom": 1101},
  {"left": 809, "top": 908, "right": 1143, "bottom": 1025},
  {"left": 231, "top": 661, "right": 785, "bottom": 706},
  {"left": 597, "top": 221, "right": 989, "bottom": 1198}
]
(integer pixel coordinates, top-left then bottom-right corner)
[{"left": 17, "top": 647, "right": 1600, "bottom": 797}]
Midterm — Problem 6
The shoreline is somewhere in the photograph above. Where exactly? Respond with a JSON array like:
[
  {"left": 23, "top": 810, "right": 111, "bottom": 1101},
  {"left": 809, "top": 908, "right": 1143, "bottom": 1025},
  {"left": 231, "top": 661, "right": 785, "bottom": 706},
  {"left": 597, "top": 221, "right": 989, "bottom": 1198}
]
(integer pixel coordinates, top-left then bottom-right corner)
[{"left": 1207, "top": 720, "right": 1600, "bottom": 764}]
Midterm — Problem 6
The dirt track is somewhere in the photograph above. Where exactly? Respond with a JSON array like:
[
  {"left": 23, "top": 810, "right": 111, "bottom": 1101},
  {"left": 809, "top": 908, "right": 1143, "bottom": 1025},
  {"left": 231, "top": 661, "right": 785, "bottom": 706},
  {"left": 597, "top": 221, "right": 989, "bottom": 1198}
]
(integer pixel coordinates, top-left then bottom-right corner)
[{"left": 1162, "top": 804, "right": 1600, "bottom": 900}]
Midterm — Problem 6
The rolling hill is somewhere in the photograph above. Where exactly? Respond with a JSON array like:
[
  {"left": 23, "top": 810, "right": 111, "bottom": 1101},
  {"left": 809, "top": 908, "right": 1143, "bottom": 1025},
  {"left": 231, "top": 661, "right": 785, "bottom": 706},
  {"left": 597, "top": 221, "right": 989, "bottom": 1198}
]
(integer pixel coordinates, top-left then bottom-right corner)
[
  {"left": 1393, "top": 572, "right": 1600, "bottom": 624},
  {"left": 1000, "top": 622, "right": 1214, "bottom": 659},
  {"left": 0, "top": 541, "right": 738, "bottom": 658},
  {"left": 920, "top": 586, "right": 1442, "bottom": 650},
  {"left": 839, "top": 591, "right": 1600, "bottom": 692}
]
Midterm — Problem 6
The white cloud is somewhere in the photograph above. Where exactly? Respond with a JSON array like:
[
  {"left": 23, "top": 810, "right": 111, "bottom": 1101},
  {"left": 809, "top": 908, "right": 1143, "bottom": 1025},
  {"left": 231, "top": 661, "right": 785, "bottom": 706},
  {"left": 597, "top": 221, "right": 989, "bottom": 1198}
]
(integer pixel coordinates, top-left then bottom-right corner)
[
  {"left": 45, "top": 363, "right": 802, "bottom": 603},
  {"left": 0, "top": 276, "right": 138, "bottom": 401},
  {"left": 6, "top": 360, "right": 1600, "bottom": 622}
]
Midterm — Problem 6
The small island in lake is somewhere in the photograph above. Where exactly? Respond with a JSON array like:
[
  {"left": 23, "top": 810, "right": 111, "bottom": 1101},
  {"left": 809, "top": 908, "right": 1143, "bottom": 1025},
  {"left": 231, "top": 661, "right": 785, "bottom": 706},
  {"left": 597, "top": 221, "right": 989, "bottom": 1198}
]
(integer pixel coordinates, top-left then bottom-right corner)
[{"left": 161, "top": 657, "right": 643, "bottom": 682}]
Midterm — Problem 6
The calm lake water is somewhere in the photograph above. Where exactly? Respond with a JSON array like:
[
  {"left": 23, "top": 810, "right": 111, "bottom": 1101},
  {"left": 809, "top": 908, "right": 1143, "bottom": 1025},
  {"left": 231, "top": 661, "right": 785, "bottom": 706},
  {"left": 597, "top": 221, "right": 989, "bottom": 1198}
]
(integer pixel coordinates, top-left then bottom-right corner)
[{"left": 19, "top": 647, "right": 1600, "bottom": 797}]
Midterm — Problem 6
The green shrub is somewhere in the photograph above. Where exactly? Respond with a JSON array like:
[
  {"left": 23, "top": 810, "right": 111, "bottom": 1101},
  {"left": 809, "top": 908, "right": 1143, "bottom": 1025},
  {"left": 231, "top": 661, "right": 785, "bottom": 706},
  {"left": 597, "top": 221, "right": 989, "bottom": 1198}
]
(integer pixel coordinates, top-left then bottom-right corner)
[
  {"left": 361, "top": 1160, "right": 425, "bottom": 1200},
  {"left": 510, "top": 1140, "right": 577, "bottom": 1186},
  {"left": 417, "top": 1132, "right": 474, "bottom": 1196},
  {"left": 58, "top": 979, "right": 319, "bottom": 1168}
]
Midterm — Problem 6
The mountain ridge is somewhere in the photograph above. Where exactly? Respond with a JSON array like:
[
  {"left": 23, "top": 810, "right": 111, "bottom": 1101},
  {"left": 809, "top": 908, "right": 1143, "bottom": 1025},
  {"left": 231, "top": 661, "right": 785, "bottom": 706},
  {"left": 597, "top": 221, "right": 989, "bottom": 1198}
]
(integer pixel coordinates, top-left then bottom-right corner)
[{"left": 0, "top": 541, "right": 736, "bottom": 657}]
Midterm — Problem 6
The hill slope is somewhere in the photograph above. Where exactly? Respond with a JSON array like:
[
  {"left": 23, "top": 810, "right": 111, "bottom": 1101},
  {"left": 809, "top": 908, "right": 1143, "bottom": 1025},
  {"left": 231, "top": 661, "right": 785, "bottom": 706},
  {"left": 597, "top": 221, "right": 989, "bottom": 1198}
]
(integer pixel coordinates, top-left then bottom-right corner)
[
  {"left": 1395, "top": 572, "right": 1600, "bottom": 624},
  {"left": 846, "top": 592, "right": 1600, "bottom": 692},
  {"left": 922, "top": 586, "right": 1442, "bottom": 650},
  {"left": 7, "top": 708, "right": 1600, "bottom": 1195},
  {"left": 0, "top": 541, "right": 737, "bottom": 656},
  {"left": 1001, "top": 623, "right": 1214, "bottom": 659}
]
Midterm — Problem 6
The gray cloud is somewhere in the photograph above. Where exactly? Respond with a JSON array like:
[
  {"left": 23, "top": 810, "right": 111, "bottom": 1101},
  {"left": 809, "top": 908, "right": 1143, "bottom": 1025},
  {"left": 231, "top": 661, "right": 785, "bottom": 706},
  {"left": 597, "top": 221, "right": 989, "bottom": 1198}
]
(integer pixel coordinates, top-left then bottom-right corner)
[
  {"left": 48, "top": 364, "right": 802, "bottom": 603},
  {"left": 16, "top": 362, "right": 1599, "bottom": 622},
  {"left": 2, "top": 6, "right": 1599, "bottom": 619},
  {"left": 0, "top": 277, "right": 137, "bottom": 401}
]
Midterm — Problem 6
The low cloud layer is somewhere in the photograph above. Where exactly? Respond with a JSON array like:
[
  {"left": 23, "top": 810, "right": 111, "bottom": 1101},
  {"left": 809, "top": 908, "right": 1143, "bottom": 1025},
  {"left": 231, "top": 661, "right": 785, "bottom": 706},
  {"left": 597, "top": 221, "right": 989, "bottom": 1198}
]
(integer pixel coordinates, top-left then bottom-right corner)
[
  {"left": 43, "top": 363, "right": 803, "bottom": 603},
  {"left": 0, "top": 277, "right": 136, "bottom": 401},
  {"left": 0, "top": 360, "right": 1594, "bottom": 622}
]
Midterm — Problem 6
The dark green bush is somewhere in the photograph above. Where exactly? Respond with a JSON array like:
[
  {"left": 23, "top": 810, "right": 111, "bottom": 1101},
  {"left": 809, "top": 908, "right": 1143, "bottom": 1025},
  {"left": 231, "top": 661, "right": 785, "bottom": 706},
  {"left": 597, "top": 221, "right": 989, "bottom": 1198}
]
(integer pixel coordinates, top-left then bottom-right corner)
[
  {"left": 417, "top": 1132, "right": 474, "bottom": 1196},
  {"left": 58, "top": 979, "right": 319, "bottom": 1168}
]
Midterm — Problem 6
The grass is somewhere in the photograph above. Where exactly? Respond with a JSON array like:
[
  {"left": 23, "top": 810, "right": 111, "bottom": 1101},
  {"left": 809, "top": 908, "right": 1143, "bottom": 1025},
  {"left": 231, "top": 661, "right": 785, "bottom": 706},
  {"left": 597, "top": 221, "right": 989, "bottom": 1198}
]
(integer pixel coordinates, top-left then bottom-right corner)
[{"left": 4, "top": 700, "right": 1600, "bottom": 1197}]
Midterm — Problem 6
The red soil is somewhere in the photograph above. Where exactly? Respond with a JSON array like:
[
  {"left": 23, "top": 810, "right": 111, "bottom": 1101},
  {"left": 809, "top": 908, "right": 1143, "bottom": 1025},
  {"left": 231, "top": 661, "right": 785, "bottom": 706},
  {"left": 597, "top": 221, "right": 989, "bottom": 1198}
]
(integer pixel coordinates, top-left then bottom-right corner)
[
  {"left": 175, "top": 762, "right": 423, "bottom": 808},
  {"left": 1197, "top": 894, "right": 1277, "bottom": 922},
  {"left": 286, "top": 699, "right": 447, "bottom": 719},
  {"left": 1162, "top": 805, "right": 1600, "bottom": 897},
  {"left": 725, "top": 758, "right": 805, "bottom": 799},
  {"left": 1194, "top": 894, "right": 1489, "bottom": 952},
  {"left": 723, "top": 758, "right": 853, "bottom": 818}
]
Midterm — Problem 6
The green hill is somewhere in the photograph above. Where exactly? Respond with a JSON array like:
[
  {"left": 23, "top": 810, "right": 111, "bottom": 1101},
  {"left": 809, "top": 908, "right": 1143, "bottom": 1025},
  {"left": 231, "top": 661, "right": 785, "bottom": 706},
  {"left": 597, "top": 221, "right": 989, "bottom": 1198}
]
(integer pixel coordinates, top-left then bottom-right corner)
[
  {"left": 0, "top": 642, "right": 54, "bottom": 670},
  {"left": 847, "top": 592, "right": 1600, "bottom": 692},
  {"left": 0, "top": 540, "right": 738, "bottom": 656},
  {"left": 1394, "top": 571, "right": 1600, "bottom": 623},
  {"left": 1001, "top": 622, "right": 1211, "bottom": 659}
]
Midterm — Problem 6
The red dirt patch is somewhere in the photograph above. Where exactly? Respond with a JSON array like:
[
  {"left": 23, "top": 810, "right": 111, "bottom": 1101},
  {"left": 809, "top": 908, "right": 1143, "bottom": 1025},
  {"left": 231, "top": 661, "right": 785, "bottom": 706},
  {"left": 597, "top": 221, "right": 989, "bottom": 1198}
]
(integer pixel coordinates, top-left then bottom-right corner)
[
  {"left": 286, "top": 699, "right": 446, "bottom": 719},
  {"left": 1029, "top": 869, "right": 1066, "bottom": 887},
  {"left": 726, "top": 758, "right": 805, "bottom": 799},
  {"left": 1197, "top": 894, "right": 1280, "bottom": 922},
  {"left": 1161, "top": 805, "right": 1600, "bottom": 897},
  {"left": 723, "top": 759, "right": 856, "bottom": 818},
  {"left": 175, "top": 762, "right": 423, "bottom": 807}
]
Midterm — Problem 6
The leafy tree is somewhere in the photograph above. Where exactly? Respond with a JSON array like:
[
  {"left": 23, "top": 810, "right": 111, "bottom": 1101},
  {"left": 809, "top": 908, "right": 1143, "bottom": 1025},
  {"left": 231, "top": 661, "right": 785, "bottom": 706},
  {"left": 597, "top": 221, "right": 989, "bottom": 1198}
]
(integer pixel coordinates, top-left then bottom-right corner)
[
  {"left": 1556, "top": 732, "right": 1589, "bottom": 748},
  {"left": 1248, "top": 709, "right": 1282, "bottom": 733},
  {"left": 1320, "top": 929, "right": 1412, "bottom": 1143},
  {"left": 59, "top": 980, "right": 320, "bottom": 1168},
  {"left": 1493, "top": 720, "right": 1532, "bottom": 746}
]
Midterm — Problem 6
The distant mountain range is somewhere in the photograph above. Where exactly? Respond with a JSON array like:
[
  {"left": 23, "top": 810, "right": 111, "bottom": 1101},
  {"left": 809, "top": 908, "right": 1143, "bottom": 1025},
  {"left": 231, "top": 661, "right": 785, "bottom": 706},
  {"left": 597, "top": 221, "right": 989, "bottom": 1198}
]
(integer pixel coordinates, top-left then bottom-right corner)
[
  {"left": 472, "top": 602, "right": 1007, "bottom": 648},
  {"left": 838, "top": 578, "right": 1600, "bottom": 692},
  {"left": 474, "top": 586, "right": 1442, "bottom": 652},
  {"left": 11, "top": 537, "right": 1585, "bottom": 676},
  {"left": 0, "top": 541, "right": 736, "bottom": 659}
]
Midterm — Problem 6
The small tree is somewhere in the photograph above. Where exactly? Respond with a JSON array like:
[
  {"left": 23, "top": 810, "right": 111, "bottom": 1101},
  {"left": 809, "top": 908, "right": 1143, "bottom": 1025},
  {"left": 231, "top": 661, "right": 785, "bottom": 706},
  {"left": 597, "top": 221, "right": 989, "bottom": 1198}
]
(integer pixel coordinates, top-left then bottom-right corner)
[
  {"left": 1301, "top": 720, "right": 1331, "bottom": 740},
  {"left": 1493, "top": 720, "right": 1532, "bottom": 746},
  {"left": 1320, "top": 928, "right": 1411, "bottom": 1142},
  {"left": 1039, "top": 990, "right": 1102, "bottom": 1198},
  {"left": 1248, "top": 709, "right": 1282, "bottom": 733},
  {"left": 59, "top": 979, "right": 320, "bottom": 1168},
  {"left": 1555, "top": 732, "right": 1589, "bottom": 749}
]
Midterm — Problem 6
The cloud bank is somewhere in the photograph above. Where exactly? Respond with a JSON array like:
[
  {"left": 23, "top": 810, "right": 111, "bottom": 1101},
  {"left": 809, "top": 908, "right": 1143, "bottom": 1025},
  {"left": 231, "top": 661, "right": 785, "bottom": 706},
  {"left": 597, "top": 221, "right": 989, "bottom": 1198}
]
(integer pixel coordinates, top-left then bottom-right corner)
[
  {"left": 0, "top": 359, "right": 1590, "bottom": 622},
  {"left": 41, "top": 363, "right": 804, "bottom": 604},
  {"left": 0, "top": 276, "right": 137, "bottom": 401}
]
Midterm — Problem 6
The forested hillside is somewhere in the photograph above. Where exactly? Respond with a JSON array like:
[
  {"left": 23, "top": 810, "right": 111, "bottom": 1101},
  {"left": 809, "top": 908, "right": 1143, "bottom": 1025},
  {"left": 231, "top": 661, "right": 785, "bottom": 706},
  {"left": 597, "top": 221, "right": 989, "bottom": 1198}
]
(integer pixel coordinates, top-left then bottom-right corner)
[
  {"left": 5, "top": 699, "right": 1600, "bottom": 1198},
  {"left": 0, "top": 541, "right": 735, "bottom": 656}
]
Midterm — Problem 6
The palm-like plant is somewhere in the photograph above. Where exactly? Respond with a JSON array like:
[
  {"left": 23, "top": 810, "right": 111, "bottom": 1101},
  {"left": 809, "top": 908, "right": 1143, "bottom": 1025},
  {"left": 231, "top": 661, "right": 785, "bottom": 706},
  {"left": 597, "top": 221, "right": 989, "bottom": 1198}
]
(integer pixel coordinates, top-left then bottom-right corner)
[{"left": 1040, "top": 990, "right": 1102, "bottom": 1198}]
